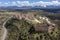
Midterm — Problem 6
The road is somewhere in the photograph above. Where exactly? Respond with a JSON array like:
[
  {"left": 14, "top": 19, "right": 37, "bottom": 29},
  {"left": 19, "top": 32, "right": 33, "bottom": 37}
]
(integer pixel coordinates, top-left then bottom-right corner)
[{"left": 2, "top": 16, "right": 13, "bottom": 40}]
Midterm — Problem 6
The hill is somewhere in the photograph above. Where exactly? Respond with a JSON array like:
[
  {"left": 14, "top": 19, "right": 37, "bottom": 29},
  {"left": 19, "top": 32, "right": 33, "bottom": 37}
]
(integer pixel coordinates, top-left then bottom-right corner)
[{"left": 0, "top": 12, "right": 59, "bottom": 40}]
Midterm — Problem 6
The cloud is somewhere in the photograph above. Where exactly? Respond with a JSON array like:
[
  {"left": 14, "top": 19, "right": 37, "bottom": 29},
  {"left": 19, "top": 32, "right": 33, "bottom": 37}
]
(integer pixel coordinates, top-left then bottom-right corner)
[
  {"left": 31, "top": 1, "right": 60, "bottom": 7},
  {"left": 0, "top": 0, "right": 60, "bottom": 7},
  {"left": 4, "top": 3, "right": 9, "bottom": 4},
  {"left": 15, "top": 1, "right": 60, "bottom": 7},
  {"left": 0, "top": 2, "right": 2, "bottom": 4},
  {"left": 16, "top": 1, "right": 30, "bottom": 7},
  {"left": 11, "top": 2, "right": 16, "bottom": 5}
]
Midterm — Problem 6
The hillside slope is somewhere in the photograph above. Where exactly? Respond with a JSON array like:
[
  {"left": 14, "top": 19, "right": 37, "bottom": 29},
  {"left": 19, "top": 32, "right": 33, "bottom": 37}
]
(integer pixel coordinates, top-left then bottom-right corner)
[{"left": 0, "top": 13, "right": 59, "bottom": 40}]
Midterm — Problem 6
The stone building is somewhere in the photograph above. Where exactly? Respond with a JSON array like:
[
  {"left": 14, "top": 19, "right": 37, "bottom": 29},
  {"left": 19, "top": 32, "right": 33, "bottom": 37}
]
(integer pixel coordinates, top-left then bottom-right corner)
[{"left": 33, "top": 23, "right": 55, "bottom": 33}]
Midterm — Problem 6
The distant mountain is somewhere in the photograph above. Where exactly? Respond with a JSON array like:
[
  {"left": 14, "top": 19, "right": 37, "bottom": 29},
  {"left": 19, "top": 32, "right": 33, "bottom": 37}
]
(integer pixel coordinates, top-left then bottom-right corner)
[
  {"left": 0, "top": 6, "right": 60, "bottom": 12},
  {"left": 0, "top": 5, "right": 60, "bottom": 9}
]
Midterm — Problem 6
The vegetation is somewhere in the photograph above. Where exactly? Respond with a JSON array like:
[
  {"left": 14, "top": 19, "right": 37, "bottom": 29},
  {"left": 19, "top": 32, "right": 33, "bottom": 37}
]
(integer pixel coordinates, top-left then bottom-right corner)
[{"left": 0, "top": 10, "right": 60, "bottom": 40}]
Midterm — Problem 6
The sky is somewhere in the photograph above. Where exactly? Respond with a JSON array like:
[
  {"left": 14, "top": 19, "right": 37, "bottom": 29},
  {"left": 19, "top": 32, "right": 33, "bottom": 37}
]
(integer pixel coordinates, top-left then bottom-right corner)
[
  {"left": 0, "top": 0, "right": 59, "bottom": 2},
  {"left": 0, "top": 0, "right": 60, "bottom": 7}
]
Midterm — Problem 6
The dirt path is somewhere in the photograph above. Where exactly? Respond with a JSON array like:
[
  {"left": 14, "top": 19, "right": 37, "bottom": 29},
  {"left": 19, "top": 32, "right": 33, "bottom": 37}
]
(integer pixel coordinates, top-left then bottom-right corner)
[{"left": 2, "top": 16, "right": 13, "bottom": 40}]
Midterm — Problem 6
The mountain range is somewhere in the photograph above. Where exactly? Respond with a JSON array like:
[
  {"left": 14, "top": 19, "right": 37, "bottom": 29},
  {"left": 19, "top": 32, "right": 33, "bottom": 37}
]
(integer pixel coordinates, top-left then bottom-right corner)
[{"left": 0, "top": 5, "right": 60, "bottom": 12}]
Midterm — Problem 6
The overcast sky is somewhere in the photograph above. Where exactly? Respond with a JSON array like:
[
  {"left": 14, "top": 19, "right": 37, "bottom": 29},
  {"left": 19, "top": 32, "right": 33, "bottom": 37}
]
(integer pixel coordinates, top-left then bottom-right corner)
[{"left": 0, "top": 0, "right": 60, "bottom": 7}]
